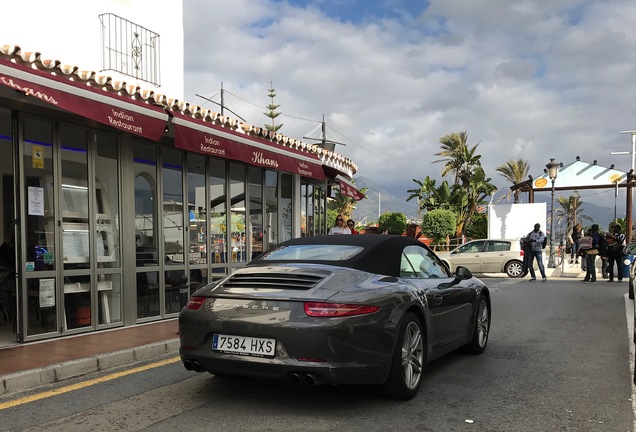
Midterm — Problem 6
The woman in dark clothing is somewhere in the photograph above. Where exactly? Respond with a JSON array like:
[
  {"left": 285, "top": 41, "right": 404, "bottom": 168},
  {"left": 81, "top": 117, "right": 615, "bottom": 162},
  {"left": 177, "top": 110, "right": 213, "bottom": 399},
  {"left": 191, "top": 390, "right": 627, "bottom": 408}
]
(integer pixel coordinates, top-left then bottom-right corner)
[
  {"left": 583, "top": 225, "right": 600, "bottom": 283},
  {"left": 570, "top": 222, "right": 582, "bottom": 264}
]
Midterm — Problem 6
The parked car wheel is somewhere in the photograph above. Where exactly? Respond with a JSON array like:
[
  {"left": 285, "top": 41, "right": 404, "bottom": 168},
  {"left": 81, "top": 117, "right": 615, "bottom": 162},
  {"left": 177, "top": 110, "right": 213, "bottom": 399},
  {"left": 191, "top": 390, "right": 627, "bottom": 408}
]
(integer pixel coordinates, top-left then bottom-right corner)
[
  {"left": 505, "top": 260, "right": 524, "bottom": 278},
  {"left": 629, "top": 278, "right": 634, "bottom": 300},
  {"left": 380, "top": 312, "right": 425, "bottom": 400},
  {"left": 462, "top": 296, "right": 490, "bottom": 355}
]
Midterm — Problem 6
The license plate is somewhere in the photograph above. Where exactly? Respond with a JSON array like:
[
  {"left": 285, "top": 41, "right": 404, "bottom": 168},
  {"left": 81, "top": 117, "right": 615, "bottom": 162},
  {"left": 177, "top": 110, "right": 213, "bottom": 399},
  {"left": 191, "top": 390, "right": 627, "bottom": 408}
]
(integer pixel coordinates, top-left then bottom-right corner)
[{"left": 212, "top": 334, "right": 276, "bottom": 358}]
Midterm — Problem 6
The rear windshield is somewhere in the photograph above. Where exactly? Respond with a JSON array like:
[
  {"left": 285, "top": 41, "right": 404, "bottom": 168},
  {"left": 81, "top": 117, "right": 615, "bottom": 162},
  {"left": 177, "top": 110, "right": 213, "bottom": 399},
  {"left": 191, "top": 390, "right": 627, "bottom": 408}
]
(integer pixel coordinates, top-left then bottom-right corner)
[{"left": 259, "top": 244, "right": 364, "bottom": 261}]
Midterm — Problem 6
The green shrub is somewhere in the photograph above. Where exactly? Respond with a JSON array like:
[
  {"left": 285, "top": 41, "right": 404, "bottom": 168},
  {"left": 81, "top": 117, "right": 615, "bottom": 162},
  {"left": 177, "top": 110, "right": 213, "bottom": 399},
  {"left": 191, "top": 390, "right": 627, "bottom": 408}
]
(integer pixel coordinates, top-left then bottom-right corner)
[
  {"left": 378, "top": 212, "right": 407, "bottom": 235},
  {"left": 421, "top": 209, "right": 456, "bottom": 245}
]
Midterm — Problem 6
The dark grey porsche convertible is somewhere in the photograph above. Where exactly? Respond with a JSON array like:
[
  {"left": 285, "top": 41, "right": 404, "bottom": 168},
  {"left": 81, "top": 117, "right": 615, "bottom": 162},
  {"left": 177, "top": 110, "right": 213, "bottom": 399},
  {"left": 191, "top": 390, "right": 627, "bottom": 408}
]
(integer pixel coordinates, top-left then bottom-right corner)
[{"left": 179, "top": 235, "right": 491, "bottom": 400}]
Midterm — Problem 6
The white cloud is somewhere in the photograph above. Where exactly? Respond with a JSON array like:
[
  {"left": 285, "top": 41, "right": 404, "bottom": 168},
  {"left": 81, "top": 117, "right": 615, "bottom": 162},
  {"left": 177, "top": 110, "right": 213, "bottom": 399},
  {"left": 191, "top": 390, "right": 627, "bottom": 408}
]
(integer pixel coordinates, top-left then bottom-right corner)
[{"left": 184, "top": 0, "right": 636, "bottom": 216}]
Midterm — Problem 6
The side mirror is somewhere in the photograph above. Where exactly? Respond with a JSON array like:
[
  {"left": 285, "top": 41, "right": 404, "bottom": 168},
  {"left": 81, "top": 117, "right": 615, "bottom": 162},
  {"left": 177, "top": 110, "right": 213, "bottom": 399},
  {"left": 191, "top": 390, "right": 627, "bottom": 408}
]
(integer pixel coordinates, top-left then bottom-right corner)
[{"left": 455, "top": 266, "right": 473, "bottom": 280}]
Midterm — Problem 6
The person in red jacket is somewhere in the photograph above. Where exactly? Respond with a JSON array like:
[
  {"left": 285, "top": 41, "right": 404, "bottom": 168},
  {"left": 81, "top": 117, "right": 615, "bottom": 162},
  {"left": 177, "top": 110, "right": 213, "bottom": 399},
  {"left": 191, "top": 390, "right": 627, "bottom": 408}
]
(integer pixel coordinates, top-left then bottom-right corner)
[{"left": 347, "top": 219, "right": 359, "bottom": 234}]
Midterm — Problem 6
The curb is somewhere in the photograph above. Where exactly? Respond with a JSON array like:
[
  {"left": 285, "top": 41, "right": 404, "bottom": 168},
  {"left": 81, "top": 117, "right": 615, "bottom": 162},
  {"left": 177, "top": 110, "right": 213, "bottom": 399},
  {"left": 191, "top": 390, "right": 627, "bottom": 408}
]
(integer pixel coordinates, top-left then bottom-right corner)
[{"left": 0, "top": 338, "right": 180, "bottom": 395}]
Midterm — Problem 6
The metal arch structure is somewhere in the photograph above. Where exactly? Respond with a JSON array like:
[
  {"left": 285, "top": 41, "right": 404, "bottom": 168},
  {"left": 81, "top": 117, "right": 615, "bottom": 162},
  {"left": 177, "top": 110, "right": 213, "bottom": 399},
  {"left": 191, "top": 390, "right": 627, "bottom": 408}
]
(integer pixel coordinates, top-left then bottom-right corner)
[{"left": 509, "top": 158, "right": 636, "bottom": 242}]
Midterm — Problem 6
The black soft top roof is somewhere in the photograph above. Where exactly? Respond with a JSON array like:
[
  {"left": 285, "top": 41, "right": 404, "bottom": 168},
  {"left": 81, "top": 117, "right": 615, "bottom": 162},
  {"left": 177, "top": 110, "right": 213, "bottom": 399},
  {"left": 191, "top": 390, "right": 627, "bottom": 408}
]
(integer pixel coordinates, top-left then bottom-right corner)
[{"left": 248, "top": 235, "right": 430, "bottom": 277}]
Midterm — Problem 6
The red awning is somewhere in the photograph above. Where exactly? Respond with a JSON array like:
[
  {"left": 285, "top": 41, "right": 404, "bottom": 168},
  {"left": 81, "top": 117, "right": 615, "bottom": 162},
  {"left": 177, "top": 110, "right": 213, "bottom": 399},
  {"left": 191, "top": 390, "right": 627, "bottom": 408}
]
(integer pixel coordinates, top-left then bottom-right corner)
[
  {"left": 173, "top": 113, "right": 325, "bottom": 180},
  {"left": 338, "top": 177, "right": 365, "bottom": 201},
  {"left": 0, "top": 58, "right": 169, "bottom": 141}
]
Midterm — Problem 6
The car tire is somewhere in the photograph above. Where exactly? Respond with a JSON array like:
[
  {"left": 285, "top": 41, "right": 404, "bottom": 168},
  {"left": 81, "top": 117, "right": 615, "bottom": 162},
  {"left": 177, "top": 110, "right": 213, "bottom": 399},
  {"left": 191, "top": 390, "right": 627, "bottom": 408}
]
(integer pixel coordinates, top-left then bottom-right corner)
[
  {"left": 505, "top": 260, "right": 523, "bottom": 278},
  {"left": 461, "top": 296, "right": 490, "bottom": 355},
  {"left": 629, "top": 278, "right": 634, "bottom": 300},
  {"left": 379, "top": 312, "right": 425, "bottom": 400}
]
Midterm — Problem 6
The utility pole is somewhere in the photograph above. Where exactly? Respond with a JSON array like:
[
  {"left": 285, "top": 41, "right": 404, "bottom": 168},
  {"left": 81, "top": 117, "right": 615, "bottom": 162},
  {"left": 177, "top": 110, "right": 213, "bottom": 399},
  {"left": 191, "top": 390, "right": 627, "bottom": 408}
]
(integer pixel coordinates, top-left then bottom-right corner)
[{"left": 195, "top": 82, "right": 246, "bottom": 122}]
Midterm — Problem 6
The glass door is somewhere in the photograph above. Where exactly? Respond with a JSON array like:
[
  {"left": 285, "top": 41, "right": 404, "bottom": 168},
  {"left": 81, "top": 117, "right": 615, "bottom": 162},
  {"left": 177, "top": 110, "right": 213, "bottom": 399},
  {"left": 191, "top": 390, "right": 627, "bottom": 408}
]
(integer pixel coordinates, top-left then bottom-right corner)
[
  {"left": 59, "top": 125, "right": 91, "bottom": 331},
  {"left": 21, "top": 116, "right": 58, "bottom": 337}
]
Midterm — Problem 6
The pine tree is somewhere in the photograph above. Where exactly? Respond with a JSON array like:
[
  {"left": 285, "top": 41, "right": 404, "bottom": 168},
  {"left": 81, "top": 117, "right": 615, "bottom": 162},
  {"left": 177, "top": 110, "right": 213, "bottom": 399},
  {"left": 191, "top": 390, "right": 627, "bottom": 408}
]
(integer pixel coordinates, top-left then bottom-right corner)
[{"left": 264, "top": 82, "right": 283, "bottom": 133}]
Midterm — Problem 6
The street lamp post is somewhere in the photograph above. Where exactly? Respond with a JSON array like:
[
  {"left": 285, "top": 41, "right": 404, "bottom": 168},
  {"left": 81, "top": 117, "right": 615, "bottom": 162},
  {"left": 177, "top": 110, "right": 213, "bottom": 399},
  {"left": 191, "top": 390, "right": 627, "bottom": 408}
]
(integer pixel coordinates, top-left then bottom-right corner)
[{"left": 546, "top": 159, "right": 560, "bottom": 268}]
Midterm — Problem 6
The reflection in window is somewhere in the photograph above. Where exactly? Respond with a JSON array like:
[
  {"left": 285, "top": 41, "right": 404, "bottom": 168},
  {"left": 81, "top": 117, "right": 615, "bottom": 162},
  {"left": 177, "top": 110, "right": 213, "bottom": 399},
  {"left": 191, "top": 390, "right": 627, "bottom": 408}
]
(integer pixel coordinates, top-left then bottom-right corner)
[
  {"left": 265, "top": 170, "right": 278, "bottom": 247},
  {"left": 229, "top": 163, "right": 246, "bottom": 264},
  {"left": 249, "top": 168, "right": 263, "bottom": 260},
  {"left": 23, "top": 117, "right": 55, "bottom": 272},
  {"left": 209, "top": 159, "right": 226, "bottom": 263},
  {"left": 96, "top": 132, "right": 120, "bottom": 269},
  {"left": 134, "top": 142, "right": 159, "bottom": 319},
  {"left": 60, "top": 125, "right": 89, "bottom": 270},
  {"left": 187, "top": 154, "right": 207, "bottom": 265},
  {"left": 163, "top": 149, "right": 184, "bottom": 266},
  {"left": 280, "top": 173, "right": 292, "bottom": 243}
]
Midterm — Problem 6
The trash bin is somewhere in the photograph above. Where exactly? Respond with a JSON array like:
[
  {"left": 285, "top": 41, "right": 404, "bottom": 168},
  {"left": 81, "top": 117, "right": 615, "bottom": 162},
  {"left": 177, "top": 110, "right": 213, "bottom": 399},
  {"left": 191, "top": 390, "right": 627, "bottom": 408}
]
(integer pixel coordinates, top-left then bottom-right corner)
[{"left": 622, "top": 255, "right": 634, "bottom": 279}]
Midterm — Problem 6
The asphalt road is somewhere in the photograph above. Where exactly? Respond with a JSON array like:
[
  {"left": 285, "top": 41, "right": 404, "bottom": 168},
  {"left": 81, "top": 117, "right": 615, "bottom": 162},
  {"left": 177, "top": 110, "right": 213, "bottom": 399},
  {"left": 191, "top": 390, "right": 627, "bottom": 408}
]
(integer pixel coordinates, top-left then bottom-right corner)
[{"left": 0, "top": 277, "right": 633, "bottom": 432}]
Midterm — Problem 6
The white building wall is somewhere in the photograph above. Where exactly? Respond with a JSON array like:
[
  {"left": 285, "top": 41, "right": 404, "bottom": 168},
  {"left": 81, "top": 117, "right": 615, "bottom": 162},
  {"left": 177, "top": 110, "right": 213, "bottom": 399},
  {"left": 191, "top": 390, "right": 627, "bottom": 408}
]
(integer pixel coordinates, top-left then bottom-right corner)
[
  {"left": 0, "top": 0, "right": 184, "bottom": 99},
  {"left": 488, "top": 203, "right": 547, "bottom": 240}
]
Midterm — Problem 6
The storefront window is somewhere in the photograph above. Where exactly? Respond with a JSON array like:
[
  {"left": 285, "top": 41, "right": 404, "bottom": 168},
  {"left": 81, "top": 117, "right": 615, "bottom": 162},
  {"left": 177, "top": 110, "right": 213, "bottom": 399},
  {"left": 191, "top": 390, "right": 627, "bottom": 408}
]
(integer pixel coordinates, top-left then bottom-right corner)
[
  {"left": 229, "top": 163, "right": 246, "bottom": 264},
  {"left": 265, "top": 170, "right": 278, "bottom": 248},
  {"left": 280, "top": 173, "right": 292, "bottom": 242},
  {"left": 23, "top": 117, "right": 57, "bottom": 336},
  {"left": 95, "top": 132, "right": 120, "bottom": 269},
  {"left": 134, "top": 142, "right": 159, "bottom": 319},
  {"left": 187, "top": 154, "right": 206, "bottom": 293},
  {"left": 249, "top": 167, "right": 263, "bottom": 259},
  {"left": 209, "top": 159, "right": 226, "bottom": 264},
  {"left": 60, "top": 125, "right": 91, "bottom": 329},
  {"left": 162, "top": 149, "right": 184, "bottom": 266}
]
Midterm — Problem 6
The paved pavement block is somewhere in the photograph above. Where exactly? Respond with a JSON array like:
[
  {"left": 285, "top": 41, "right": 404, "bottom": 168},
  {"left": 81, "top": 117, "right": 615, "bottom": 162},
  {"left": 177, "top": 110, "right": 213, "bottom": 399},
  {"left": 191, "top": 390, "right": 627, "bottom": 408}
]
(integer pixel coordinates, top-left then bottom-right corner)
[
  {"left": 54, "top": 358, "right": 99, "bottom": 381},
  {"left": 3, "top": 368, "right": 56, "bottom": 394},
  {"left": 133, "top": 342, "right": 171, "bottom": 361},
  {"left": 97, "top": 349, "right": 136, "bottom": 370},
  {"left": 166, "top": 339, "right": 179, "bottom": 353}
]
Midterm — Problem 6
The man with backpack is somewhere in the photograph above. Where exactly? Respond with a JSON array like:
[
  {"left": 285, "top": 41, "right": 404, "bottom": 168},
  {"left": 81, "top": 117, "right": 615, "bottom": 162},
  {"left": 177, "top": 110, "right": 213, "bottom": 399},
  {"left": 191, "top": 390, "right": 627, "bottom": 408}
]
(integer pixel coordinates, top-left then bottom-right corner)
[
  {"left": 607, "top": 224, "right": 626, "bottom": 282},
  {"left": 583, "top": 224, "right": 602, "bottom": 283},
  {"left": 527, "top": 223, "right": 547, "bottom": 282}
]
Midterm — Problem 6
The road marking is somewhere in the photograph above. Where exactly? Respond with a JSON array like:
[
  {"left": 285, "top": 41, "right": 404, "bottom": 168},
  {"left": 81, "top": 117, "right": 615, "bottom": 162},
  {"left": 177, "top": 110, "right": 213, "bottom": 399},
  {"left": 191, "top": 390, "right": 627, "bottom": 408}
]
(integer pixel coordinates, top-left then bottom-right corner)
[
  {"left": 0, "top": 356, "right": 180, "bottom": 410},
  {"left": 623, "top": 294, "right": 636, "bottom": 432}
]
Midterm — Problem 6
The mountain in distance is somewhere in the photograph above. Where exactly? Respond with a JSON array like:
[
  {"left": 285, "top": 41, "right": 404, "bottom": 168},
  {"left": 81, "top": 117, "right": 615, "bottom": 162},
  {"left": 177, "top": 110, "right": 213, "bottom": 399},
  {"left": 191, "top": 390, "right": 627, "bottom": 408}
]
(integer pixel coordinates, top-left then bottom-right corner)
[
  {"left": 350, "top": 176, "right": 419, "bottom": 225},
  {"left": 350, "top": 177, "right": 624, "bottom": 231}
]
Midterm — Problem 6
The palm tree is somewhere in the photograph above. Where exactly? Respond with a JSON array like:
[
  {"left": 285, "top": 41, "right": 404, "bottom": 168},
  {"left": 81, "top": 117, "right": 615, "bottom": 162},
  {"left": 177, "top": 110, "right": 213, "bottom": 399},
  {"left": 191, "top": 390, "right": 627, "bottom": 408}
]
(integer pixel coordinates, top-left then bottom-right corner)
[
  {"left": 553, "top": 192, "right": 592, "bottom": 238},
  {"left": 434, "top": 131, "right": 469, "bottom": 185},
  {"left": 496, "top": 159, "right": 530, "bottom": 203}
]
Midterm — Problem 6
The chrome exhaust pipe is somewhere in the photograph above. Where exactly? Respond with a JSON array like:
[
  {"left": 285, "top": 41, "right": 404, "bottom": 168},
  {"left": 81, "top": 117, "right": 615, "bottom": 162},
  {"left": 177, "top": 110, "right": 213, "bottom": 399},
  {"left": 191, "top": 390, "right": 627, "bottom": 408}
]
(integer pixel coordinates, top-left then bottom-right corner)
[
  {"left": 289, "top": 372, "right": 303, "bottom": 385},
  {"left": 304, "top": 373, "right": 322, "bottom": 386},
  {"left": 191, "top": 361, "right": 205, "bottom": 372},
  {"left": 183, "top": 359, "right": 205, "bottom": 372}
]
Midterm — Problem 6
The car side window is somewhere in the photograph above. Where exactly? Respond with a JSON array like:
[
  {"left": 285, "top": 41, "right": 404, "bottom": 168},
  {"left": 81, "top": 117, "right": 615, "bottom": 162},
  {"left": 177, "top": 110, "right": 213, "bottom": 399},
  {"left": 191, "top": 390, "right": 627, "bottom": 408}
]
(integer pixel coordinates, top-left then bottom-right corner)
[
  {"left": 487, "top": 241, "right": 510, "bottom": 252},
  {"left": 456, "top": 241, "right": 486, "bottom": 254},
  {"left": 403, "top": 246, "right": 451, "bottom": 279},
  {"left": 400, "top": 253, "right": 418, "bottom": 278}
]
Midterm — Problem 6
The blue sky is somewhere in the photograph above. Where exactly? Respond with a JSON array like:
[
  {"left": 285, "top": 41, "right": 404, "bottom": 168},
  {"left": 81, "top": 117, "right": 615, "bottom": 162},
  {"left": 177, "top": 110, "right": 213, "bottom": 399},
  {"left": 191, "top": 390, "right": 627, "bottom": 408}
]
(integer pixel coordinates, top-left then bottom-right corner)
[{"left": 184, "top": 0, "right": 636, "bottom": 217}]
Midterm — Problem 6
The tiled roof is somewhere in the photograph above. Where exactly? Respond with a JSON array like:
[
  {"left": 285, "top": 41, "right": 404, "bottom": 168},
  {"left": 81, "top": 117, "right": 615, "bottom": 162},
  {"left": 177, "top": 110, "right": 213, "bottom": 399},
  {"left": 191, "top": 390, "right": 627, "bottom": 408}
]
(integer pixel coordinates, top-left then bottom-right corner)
[{"left": 0, "top": 44, "right": 357, "bottom": 177}]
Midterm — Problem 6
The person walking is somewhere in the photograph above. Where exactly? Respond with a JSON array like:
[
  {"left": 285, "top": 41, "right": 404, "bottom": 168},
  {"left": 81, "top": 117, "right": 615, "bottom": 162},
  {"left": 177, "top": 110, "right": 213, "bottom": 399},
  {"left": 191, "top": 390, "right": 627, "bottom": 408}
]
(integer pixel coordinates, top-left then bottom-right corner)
[
  {"left": 526, "top": 223, "right": 547, "bottom": 282},
  {"left": 570, "top": 222, "right": 582, "bottom": 264},
  {"left": 583, "top": 224, "right": 601, "bottom": 283},
  {"left": 328, "top": 215, "right": 351, "bottom": 235},
  {"left": 607, "top": 224, "right": 626, "bottom": 282},
  {"left": 346, "top": 219, "right": 359, "bottom": 234}
]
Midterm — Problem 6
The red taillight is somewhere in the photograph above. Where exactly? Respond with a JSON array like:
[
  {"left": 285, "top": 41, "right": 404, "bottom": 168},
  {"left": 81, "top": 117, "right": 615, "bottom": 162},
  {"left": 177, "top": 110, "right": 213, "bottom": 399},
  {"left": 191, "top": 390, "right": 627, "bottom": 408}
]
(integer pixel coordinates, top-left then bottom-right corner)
[
  {"left": 185, "top": 296, "right": 206, "bottom": 310},
  {"left": 520, "top": 250, "right": 524, "bottom": 257},
  {"left": 304, "top": 302, "right": 380, "bottom": 317}
]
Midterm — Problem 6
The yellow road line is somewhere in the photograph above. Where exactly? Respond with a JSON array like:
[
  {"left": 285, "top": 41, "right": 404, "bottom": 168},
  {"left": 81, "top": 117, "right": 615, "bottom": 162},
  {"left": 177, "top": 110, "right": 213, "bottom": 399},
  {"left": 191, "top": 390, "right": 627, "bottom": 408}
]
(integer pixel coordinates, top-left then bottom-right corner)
[{"left": 0, "top": 356, "right": 181, "bottom": 410}]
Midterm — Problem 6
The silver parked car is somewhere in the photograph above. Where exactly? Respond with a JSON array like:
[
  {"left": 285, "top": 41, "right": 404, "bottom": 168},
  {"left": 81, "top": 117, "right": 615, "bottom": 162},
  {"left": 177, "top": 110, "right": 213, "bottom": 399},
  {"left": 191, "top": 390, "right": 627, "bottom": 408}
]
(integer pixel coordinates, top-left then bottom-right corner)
[
  {"left": 436, "top": 239, "right": 524, "bottom": 278},
  {"left": 179, "top": 235, "right": 491, "bottom": 400}
]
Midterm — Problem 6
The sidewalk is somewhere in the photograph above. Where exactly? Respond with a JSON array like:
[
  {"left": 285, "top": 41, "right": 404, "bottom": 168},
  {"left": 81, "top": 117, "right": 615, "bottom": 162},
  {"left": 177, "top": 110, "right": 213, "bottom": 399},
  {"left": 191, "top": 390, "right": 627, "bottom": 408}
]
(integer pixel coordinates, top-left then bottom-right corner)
[{"left": 0, "top": 319, "right": 179, "bottom": 395}]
